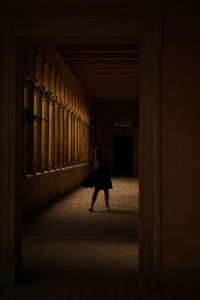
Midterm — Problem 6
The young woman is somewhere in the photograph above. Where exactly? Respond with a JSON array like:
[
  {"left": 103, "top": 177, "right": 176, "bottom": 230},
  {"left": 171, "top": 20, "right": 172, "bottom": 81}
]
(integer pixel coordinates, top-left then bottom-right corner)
[{"left": 88, "top": 145, "right": 112, "bottom": 212}]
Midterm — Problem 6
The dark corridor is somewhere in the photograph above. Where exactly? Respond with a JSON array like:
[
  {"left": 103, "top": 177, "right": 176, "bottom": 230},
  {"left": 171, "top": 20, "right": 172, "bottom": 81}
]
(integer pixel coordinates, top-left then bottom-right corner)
[{"left": 114, "top": 136, "right": 133, "bottom": 176}]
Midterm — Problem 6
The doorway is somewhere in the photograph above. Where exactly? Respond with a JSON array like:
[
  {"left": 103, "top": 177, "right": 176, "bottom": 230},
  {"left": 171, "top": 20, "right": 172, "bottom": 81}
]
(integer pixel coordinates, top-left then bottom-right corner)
[{"left": 114, "top": 136, "right": 133, "bottom": 176}]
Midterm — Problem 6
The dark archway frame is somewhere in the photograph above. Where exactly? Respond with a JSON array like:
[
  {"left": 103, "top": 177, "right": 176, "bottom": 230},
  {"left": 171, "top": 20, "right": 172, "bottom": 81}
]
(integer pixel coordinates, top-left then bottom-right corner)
[{"left": 0, "top": 19, "right": 161, "bottom": 286}]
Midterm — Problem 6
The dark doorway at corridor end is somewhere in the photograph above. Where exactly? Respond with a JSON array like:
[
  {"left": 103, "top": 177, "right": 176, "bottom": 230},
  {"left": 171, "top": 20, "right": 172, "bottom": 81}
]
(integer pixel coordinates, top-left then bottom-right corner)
[{"left": 114, "top": 136, "right": 133, "bottom": 176}]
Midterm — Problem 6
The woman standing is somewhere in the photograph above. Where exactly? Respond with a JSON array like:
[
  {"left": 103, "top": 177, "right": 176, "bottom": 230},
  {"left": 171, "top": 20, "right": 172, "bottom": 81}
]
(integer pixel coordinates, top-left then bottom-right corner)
[{"left": 88, "top": 145, "right": 112, "bottom": 212}]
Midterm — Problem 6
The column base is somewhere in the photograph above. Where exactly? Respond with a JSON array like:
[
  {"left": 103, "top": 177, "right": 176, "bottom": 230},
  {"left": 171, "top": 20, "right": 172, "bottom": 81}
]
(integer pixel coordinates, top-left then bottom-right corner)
[
  {"left": 33, "top": 169, "right": 44, "bottom": 174},
  {"left": 24, "top": 169, "right": 36, "bottom": 176},
  {"left": 54, "top": 165, "right": 61, "bottom": 170},
  {"left": 41, "top": 168, "right": 50, "bottom": 173}
]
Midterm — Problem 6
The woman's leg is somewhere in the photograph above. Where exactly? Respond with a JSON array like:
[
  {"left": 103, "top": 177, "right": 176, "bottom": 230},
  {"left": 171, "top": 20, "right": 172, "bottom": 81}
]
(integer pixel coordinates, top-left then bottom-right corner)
[
  {"left": 104, "top": 189, "right": 110, "bottom": 209},
  {"left": 91, "top": 188, "right": 99, "bottom": 206},
  {"left": 88, "top": 188, "right": 99, "bottom": 211}
]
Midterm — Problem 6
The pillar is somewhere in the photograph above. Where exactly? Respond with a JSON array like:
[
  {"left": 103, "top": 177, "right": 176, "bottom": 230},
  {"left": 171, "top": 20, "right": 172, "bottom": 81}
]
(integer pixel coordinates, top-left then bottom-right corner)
[
  {"left": 80, "top": 117, "right": 82, "bottom": 164},
  {"left": 67, "top": 109, "right": 72, "bottom": 165},
  {"left": 49, "top": 96, "right": 55, "bottom": 169},
  {"left": 33, "top": 85, "right": 44, "bottom": 173},
  {"left": 86, "top": 122, "right": 89, "bottom": 162},
  {"left": 41, "top": 91, "right": 50, "bottom": 171},
  {"left": 74, "top": 113, "right": 78, "bottom": 164},
  {"left": 71, "top": 111, "right": 75, "bottom": 164},
  {"left": 81, "top": 120, "right": 84, "bottom": 163},
  {"left": 54, "top": 99, "right": 60, "bottom": 169},
  {"left": 60, "top": 103, "right": 64, "bottom": 168},
  {"left": 63, "top": 105, "right": 68, "bottom": 167},
  {"left": 82, "top": 120, "right": 85, "bottom": 163},
  {"left": 77, "top": 116, "right": 81, "bottom": 163},
  {"left": 24, "top": 77, "right": 34, "bottom": 174}
]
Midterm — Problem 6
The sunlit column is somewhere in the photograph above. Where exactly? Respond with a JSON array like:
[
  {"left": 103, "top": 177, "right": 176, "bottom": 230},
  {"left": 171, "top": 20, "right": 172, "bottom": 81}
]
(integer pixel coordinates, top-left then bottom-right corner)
[
  {"left": 33, "top": 85, "right": 44, "bottom": 173},
  {"left": 63, "top": 104, "right": 68, "bottom": 167},
  {"left": 71, "top": 111, "right": 75, "bottom": 164},
  {"left": 84, "top": 121, "right": 87, "bottom": 162},
  {"left": 82, "top": 120, "right": 85, "bottom": 162},
  {"left": 74, "top": 113, "right": 78, "bottom": 164},
  {"left": 77, "top": 115, "right": 81, "bottom": 164},
  {"left": 49, "top": 96, "right": 56, "bottom": 169},
  {"left": 54, "top": 99, "right": 60, "bottom": 169},
  {"left": 74, "top": 112, "right": 76, "bottom": 164},
  {"left": 86, "top": 122, "right": 89, "bottom": 162},
  {"left": 82, "top": 121, "right": 85, "bottom": 163},
  {"left": 24, "top": 77, "right": 34, "bottom": 174},
  {"left": 80, "top": 119, "right": 83, "bottom": 163},
  {"left": 67, "top": 109, "right": 72, "bottom": 165},
  {"left": 41, "top": 91, "right": 50, "bottom": 171},
  {"left": 60, "top": 102, "right": 64, "bottom": 168}
]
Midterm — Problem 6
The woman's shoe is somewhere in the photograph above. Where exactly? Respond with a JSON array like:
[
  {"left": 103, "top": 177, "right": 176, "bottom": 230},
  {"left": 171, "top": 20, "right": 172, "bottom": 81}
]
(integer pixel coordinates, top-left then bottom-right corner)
[{"left": 88, "top": 207, "right": 94, "bottom": 212}]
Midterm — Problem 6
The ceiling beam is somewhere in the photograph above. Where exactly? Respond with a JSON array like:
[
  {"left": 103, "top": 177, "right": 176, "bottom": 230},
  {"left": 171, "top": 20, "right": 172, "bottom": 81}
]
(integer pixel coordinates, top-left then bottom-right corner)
[
  {"left": 61, "top": 53, "right": 139, "bottom": 59},
  {"left": 56, "top": 44, "right": 139, "bottom": 52},
  {"left": 72, "top": 70, "right": 139, "bottom": 74}
]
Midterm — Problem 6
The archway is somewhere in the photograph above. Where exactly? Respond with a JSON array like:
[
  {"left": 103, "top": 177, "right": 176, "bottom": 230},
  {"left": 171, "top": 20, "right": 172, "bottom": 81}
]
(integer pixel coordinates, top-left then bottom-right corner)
[{"left": 0, "top": 19, "right": 161, "bottom": 286}]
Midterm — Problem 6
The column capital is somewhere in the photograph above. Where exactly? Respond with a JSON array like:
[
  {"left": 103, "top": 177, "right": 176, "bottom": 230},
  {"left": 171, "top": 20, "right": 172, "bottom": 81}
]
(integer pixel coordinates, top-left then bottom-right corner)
[
  {"left": 67, "top": 105, "right": 72, "bottom": 113},
  {"left": 42, "top": 90, "right": 52, "bottom": 102},
  {"left": 55, "top": 99, "right": 63, "bottom": 109},
  {"left": 71, "top": 109, "right": 76, "bottom": 116},
  {"left": 67, "top": 107, "right": 72, "bottom": 116},
  {"left": 65, "top": 104, "right": 71, "bottom": 111},
  {"left": 63, "top": 104, "right": 70, "bottom": 112},
  {"left": 24, "top": 75, "right": 38, "bottom": 88},
  {"left": 59, "top": 102, "right": 65, "bottom": 110},
  {"left": 50, "top": 95, "right": 57, "bottom": 103},
  {"left": 34, "top": 84, "right": 45, "bottom": 94},
  {"left": 49, "top": 96, "right": 56, "bottom": 104}
]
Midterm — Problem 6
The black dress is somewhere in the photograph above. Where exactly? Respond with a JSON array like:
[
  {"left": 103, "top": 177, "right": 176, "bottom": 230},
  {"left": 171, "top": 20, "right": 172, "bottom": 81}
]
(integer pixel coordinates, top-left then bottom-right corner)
[
  {"left": 82, "top": 155, "right": 112, "bottom": 190},
  {"left": 93, "top": 156, "right": 112, "bottom": 190}
]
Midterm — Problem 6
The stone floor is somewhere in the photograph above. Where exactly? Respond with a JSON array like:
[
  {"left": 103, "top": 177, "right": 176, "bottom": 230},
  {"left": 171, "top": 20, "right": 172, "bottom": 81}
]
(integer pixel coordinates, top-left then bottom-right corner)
[
  {"left": 22, "top": 177, "right": 139, "bottom": 289},
  {"left": 1, "top": 177, "right": 200, "bottom": 299}
]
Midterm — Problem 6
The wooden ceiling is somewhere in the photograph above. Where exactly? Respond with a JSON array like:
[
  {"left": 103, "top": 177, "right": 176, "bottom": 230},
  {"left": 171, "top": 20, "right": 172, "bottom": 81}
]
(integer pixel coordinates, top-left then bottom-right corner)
[{"left": 56, "top": 45, "right": 140, "bottom": 103}]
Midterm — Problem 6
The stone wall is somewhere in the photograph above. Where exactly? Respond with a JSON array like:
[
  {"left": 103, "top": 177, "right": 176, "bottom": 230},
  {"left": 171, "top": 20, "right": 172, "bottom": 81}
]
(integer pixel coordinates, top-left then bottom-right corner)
[{"left": 23, "top": 164, "right": 91, "bottom": 216}]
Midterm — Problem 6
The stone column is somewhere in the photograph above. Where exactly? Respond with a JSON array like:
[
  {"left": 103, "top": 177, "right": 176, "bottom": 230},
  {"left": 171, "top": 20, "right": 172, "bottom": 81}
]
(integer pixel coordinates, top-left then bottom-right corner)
[
  {"left": 77, "top": 116, "right": 81, "bottom": 164},
  {"left": 85, "top": 122, "right": 87, "bottom": 162},
  {"left": 71, "top": 111, "right": 75, "bottom": 164},
  {"left": 33, "top": 85, "right": 44, "bottom": 173},
  {"left": 49, "top": 96, "right": 56, "bottom": 169},
  {"left": 74, "top": 113, "right": 78, "bottom": 164},
  {"left": 79, "top": 118, "right": 82, "bottom": 163},
  {"left": 81, "top": 119, "right": 84, "bottom": 163},
  {"left": 54, "top": 98, "right": 60, "bottom": 169},
  {"left": 63, "top": 105, "right": 68, "bottom": 167},
  {"left": 86, "top": 122, "right": 89, "bottom": 162},
  {"left": 41, "top": 91, "right": 51, "bottom": 171},
  {"left": 60, "top": 102, "right": 64, "bottom": 168},
  {"left": 24, "top": 77, "right": 34, "bottom": 174},
  {"left": 67, "top": 108, "right": 72, "bottom": 165},
  {"left": 84, "top": 121, "right": 87, "bottom": 162}
]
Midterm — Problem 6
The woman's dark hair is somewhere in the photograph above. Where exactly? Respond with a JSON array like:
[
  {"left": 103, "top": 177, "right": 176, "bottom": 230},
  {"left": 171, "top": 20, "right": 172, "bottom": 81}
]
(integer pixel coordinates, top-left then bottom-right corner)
[{"left": 96, "top": 145, "right": 105, "bottom": 162}]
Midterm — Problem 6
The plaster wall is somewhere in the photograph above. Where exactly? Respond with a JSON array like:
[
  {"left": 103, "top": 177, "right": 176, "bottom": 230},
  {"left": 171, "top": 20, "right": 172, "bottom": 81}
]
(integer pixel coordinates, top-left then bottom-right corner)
[{"left": 161, "top": 12, "right": 200, "bottom": 268}]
